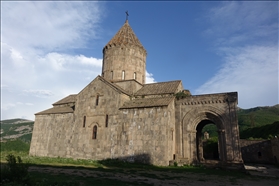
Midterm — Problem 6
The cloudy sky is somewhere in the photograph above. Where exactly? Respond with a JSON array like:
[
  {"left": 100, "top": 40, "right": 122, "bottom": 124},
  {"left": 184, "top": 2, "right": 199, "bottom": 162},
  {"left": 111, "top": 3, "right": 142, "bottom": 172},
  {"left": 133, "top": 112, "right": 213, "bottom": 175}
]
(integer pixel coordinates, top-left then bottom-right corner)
[{"left": 1, "top": 1, "right": 278, "bottom": 120}]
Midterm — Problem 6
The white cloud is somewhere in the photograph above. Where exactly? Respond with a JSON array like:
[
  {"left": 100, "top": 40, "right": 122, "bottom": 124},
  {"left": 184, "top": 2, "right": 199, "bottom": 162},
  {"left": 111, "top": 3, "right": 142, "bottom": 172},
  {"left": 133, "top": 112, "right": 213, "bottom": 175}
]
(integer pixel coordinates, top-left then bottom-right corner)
[
  {"left": 78, "top": 55, "right": 103, "bottom": 67},
  {"left": 1, "top": 1, "right": 103, "bottom": 120},
  {"left": 2, "top": 104, "right": 16, "bottom": 111},
  {"left": 1, "top": 1, "right": 101, "bottom": 52},
  {"left": 146, "top": 71, "right": 156, "bottom": 84},
  {"left": 195, "top": 1, "right": 278, "bottom": 109},
  {"left": 41, "top": 53, "right": 102, "bottom": 71},
  {"left": 194, "top": 45, "right": 278, "bottom": 108},
  {"left": 204, "top": 1, "right": 277, "bottom": 46},
  {"left": 23, "top": 90, "right": 54, "bottom": 98}
]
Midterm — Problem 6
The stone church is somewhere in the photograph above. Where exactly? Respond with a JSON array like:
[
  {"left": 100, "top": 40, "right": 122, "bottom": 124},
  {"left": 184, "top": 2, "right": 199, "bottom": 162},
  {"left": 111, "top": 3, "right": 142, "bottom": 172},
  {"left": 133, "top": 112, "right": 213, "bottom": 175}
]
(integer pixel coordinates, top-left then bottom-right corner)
[{"left": 30, "top": 20, "right": 243, "bottom": 166}]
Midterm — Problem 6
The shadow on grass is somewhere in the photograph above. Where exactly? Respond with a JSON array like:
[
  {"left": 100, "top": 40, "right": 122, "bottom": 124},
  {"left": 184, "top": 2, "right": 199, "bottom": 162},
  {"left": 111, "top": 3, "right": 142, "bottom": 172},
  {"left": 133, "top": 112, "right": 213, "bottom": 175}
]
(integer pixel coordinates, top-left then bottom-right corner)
[
  {"left": 1, "top": 161, "right": 153, "bottom": 186},
  {"left": 1, "top": 152, "right": 254, "bottom": 186}
]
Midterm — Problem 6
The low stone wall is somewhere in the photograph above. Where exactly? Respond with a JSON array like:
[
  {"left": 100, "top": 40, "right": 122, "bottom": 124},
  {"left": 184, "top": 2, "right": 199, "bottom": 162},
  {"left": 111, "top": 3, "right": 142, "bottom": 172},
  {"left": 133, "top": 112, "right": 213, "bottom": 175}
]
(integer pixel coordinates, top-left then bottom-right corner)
[
  {"left": 271, "top": 138, "right": 279, "bottom": 164},
  {"left": 240, "top": 139, "right": 278, "bottom": 164}
]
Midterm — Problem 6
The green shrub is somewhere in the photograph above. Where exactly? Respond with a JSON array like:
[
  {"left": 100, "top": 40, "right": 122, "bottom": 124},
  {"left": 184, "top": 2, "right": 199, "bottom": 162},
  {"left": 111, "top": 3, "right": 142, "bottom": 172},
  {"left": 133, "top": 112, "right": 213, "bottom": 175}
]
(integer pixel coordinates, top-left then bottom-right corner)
[{"left": 1, "top": 154, "right": 31, "bottom": 185}]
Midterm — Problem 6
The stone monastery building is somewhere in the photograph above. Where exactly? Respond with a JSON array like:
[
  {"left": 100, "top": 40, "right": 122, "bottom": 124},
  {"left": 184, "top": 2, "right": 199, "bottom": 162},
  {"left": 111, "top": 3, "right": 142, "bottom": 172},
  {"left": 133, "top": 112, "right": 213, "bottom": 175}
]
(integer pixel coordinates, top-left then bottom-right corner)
[{"left": 30, "top": 20, "right": 243, "bottom": 166}]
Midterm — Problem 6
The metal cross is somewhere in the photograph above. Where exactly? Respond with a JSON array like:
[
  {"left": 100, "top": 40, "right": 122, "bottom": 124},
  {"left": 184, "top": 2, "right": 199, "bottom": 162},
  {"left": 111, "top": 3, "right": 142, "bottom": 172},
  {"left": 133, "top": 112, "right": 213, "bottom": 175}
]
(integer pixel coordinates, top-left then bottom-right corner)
[{"left": 126, "top": 11, "right": 129, "bottom": 21}]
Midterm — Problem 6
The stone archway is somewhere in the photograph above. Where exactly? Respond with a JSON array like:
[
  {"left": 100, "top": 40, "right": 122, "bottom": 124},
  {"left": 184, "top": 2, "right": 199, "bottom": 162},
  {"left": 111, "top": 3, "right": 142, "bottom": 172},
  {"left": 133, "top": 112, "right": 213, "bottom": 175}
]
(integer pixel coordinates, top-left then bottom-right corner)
[
  {"left": 181, "top": 107, "right": 228, "bottom": 164},
  {"left": 174, "top": 92, "right": 243, "bottom": 167},
  {"left": 196, "top": 119, "right": 224, "bottom": 163}
]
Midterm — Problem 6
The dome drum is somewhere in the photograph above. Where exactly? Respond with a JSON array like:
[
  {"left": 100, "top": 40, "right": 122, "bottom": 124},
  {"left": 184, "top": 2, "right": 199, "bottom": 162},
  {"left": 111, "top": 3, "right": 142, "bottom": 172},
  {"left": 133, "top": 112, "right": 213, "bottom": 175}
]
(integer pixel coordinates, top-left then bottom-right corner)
[{"left": 102, "top": 21, "right": 146, "bottom": 84}]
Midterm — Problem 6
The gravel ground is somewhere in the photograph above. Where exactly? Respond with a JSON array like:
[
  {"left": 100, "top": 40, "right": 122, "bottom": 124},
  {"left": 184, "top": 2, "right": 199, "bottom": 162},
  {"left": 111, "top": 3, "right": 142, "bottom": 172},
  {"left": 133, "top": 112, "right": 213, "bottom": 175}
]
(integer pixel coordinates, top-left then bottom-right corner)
[{"left": 28, "top": 165, "right": 279, "bottom": 186}]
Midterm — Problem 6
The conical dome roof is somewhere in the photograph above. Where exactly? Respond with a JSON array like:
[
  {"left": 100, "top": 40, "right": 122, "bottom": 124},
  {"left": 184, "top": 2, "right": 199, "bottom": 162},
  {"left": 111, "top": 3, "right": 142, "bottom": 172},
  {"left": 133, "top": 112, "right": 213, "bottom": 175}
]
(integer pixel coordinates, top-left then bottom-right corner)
[{"left": 104, "top": 20, "right": 146, "bottom": 52}]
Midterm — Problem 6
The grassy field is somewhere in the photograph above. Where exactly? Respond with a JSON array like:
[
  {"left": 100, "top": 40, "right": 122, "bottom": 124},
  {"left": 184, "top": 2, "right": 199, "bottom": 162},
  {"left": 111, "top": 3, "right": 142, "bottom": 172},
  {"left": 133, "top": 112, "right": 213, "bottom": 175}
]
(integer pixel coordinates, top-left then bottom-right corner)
[{"left": 1, "top": 139, "right": 278, "bottom": 186}]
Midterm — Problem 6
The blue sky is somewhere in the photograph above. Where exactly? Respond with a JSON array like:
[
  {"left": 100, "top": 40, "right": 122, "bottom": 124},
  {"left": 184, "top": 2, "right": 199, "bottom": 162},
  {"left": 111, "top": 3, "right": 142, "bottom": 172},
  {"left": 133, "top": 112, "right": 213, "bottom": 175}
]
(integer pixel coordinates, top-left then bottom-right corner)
[{"left": 1, "top": 1, "right": 278, "bottom": 120}]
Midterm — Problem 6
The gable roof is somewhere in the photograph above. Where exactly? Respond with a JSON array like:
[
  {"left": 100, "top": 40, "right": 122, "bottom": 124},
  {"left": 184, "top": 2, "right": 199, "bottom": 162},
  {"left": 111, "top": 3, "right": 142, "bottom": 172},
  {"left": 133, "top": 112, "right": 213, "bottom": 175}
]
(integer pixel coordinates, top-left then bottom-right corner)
[
  {"left": 35, "top": 106, "right": 74, "bottom": 115},
  {"left": 135, "top": 80, "right": 182, "bottom": 96},
  {"left": 53, "top": 94, "right": 77, "bottom": 106},
  {"left": 98, "top": 76, "right": 132, "bottom": 96},
  {"left": 76, "top": 75, "right": 132, "bottom": 97},
  {"left": 120, "top": 97, "right": 174, "bottom": 109}
]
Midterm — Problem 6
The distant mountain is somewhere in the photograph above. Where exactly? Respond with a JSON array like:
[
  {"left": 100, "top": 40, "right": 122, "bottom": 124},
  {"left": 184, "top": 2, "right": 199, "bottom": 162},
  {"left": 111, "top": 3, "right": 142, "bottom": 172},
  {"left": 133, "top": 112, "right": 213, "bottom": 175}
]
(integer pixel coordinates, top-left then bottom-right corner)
[
  {"left": 0, "top": 118, "right": 34, "bottom": 142},
  {"left": 240, "top": 121, "right": 279, "bottom": 139},
  {"left": 0, "top": 118, "right": 34, "bottom": 124},
  {"left": 237, "top": 104, "right": 279, "bottom": 132}
]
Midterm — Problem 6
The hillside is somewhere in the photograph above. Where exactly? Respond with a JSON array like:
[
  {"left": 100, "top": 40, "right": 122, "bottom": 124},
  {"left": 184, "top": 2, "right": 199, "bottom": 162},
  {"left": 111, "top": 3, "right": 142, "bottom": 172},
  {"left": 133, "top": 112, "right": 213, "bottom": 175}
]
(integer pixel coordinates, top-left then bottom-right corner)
[
  {"left": 237, "top": 104, "right": 279, "bottom": 131},
  {"left": 0, "top": 118, "right": 34, "bottom": 142},
  {"left": 240, "top": 121, "right": 279, "bottom": 139},
  {"left": 202, "top": 104, "right": 279, "bottom": 139}
]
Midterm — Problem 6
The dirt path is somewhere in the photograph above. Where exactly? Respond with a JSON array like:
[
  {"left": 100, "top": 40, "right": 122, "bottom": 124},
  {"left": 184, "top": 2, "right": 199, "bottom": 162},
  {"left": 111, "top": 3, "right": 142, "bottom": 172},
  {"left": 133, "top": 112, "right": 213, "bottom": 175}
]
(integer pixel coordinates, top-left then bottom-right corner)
[{"left": 28, "top": 166, "right": 279, "bottom": 186}]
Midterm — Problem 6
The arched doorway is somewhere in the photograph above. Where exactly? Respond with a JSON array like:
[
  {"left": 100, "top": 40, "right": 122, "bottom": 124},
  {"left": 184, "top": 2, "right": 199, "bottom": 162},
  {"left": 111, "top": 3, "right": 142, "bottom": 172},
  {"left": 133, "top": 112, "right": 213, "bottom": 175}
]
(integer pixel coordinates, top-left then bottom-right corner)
[
  {"left": 196, "top": 120, "right": 219, "bottom": 162},
  {"left": 181, "top": 107, "right": 228, "bottom": 164},
  {"left": 193, "top": 112, "right": 227, "bottom": 163},
  {"left": 177, "top": 93, "right": 243, "bottom": 167}
]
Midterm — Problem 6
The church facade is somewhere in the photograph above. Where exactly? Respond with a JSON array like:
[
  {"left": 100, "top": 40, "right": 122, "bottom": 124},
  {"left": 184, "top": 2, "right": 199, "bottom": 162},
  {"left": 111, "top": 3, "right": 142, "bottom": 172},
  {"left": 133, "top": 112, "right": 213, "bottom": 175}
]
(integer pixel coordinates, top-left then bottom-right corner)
[{"left": 29, "top": 20, "right": 243, "bottom": 166}]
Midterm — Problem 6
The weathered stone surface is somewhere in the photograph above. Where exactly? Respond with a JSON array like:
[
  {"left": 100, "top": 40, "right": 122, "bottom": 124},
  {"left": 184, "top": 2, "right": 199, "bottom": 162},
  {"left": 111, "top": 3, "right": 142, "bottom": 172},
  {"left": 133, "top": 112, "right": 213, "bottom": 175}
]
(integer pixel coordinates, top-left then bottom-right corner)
[
  {"left": 240, "top": 139, "right": 279, "bottom": 164},
  {"left": 30, "top": 20, "right": 243, "bottom": 167}
]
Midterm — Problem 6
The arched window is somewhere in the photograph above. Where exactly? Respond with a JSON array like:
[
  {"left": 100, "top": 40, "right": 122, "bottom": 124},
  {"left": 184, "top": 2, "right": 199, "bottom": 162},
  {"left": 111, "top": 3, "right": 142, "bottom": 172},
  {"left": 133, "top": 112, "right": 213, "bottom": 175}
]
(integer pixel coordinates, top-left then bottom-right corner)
[
  {"left": 111, "top": 71, "right": 113, "bottom": 79},
  {"left": 96, "top": 95, "right": 99, "bottom": 106},
  {"left": 133, "top": 72, "right": 137, "bottom": 80},
  {"left": 92, "top": 126, "right": 97, "bottom": 139},
  {"left": 83, "top": 116, "right": 86, "bottom": 128},
  {"left": 105, "top": 115, "right": 109, "bottom": 127},
  {"left": 122, "top": 70, "right": 125, "bottom": 80}
]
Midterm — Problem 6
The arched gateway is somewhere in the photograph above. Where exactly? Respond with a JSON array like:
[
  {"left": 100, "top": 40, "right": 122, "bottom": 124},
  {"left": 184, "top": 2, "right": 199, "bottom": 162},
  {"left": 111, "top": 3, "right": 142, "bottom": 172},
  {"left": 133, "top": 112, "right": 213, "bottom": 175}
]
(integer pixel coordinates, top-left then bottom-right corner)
[{"left": 174, "top": 92, "right": 243, "bottom": 167}]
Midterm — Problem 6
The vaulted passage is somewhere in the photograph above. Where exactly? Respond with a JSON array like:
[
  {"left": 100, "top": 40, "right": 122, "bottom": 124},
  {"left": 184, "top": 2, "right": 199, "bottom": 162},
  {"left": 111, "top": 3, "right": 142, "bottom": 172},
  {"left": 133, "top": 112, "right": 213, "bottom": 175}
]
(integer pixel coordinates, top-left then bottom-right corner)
[
  {"left": 196, "top": 120, "right": 219, "bottom": 162},
  {"left": 192, "top": 112, "right": 227, "bottom": 164}
]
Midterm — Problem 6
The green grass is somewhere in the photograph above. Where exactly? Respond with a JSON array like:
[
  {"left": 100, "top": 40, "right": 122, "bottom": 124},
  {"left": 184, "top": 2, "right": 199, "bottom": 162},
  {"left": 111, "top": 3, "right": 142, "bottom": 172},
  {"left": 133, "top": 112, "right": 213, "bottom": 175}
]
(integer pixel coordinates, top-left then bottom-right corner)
[
  {"left": 1, "top": 139, "right": 30, "bottom": 152},
  {"left": 1, "top": 138, "right": 275, "bottom": 186}
]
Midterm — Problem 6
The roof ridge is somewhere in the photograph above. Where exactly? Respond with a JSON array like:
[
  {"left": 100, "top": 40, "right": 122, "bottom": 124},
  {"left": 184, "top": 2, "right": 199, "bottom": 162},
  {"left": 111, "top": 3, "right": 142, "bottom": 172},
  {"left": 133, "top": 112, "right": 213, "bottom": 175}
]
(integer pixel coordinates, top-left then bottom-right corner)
[
  {"left": 120, "top": 97, "right": 174, "bottom": 109},
  {"left": 52, "top": 94, "right": 77, "bottom": 105},
  {"left": 135, "top": 80, "right": 182, "bottom": 96},
  {"left": 145, "top": 80, "right": 181, "bottom": 85},
  {"left": 98, "top": 76, "right": 131, "bottom": 96}
]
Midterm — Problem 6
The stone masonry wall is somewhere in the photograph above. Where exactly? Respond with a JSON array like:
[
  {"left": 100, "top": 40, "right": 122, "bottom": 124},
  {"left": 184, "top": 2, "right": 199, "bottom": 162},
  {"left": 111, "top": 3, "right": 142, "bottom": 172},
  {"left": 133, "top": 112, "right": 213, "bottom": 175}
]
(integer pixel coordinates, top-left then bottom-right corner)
[
  {"left": 174, "top": 92, "right": 242, "bottom": 163},
  {"left": 271, "top": 138, "right": 279, "bottom": 164},
  {"left": 29, "top": 113, "right": 74, "bottom": 157},
  {"left": 240, "top": 139, "right": 277, "bottom": 164},
  {"left": 69, "top": 77, "right": 130, "bottom": 160},
  {"left": 117, "top": 105, "right": 174, "bottom": 166},
  {"left": 102, "top": 45, "right": 146, "bottom": 84},
  {"left": 30, "top": 76, "right": 176, "bottom": 166}
]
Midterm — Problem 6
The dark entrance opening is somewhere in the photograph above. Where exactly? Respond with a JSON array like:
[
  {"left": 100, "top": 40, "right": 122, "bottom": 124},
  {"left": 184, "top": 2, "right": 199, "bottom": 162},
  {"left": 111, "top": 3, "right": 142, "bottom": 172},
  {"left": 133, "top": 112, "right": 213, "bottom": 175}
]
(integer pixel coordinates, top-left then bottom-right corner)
[{"left": 196, "top": 120, "right": 219, "bottom": 162}]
